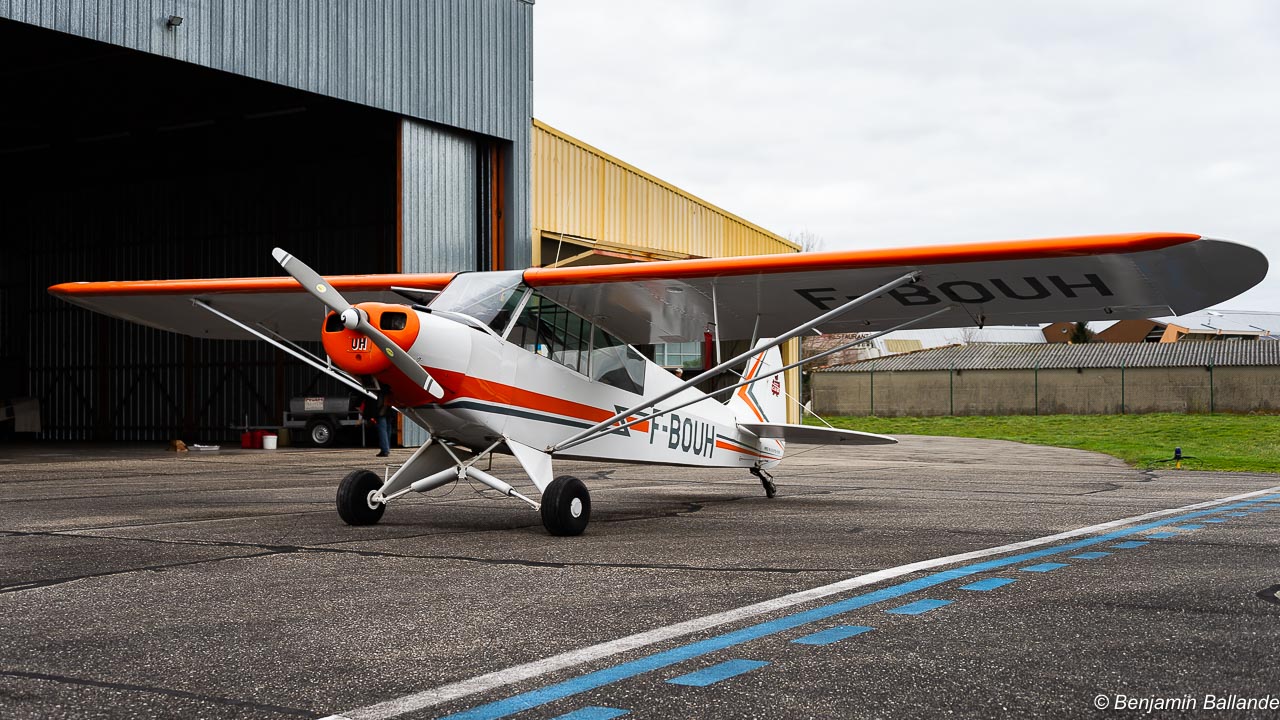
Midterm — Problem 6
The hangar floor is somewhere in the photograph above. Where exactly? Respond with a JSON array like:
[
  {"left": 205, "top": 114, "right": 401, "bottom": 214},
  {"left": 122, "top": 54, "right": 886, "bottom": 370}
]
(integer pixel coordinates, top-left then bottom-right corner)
[{"left": 1, "top": 437, "right": 1277, "bottom": 719}]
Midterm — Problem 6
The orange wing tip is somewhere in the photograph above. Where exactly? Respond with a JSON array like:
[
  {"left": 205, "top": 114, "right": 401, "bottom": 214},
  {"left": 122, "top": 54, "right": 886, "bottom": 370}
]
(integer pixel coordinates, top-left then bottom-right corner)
[
  {"left": 524, "top": 232, "right": 1204, "bottom": 286},
  {"left": 48, "top": 273, "right": 457, "bottom": 297}
]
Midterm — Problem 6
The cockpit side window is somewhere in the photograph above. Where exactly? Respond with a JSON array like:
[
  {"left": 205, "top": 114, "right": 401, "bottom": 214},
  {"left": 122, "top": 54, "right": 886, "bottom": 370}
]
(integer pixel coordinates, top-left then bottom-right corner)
[
  {"left": 508, "top": 295, "right": 590, "bottom": 373},
  {"left": 507, "top": 293, "right": 646, "bottom": 393}
]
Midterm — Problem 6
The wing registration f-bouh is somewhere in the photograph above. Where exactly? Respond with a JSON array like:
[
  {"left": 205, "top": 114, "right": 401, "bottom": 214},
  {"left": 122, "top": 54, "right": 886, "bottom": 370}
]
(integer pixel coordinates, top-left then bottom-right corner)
[{"left": 49, "top": 233, "right": 1268, "bottom": 535}]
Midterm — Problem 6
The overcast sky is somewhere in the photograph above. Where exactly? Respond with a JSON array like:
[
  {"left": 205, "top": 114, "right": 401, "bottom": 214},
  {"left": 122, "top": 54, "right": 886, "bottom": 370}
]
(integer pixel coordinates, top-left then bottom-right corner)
[{"left": 533, "top": 1, "right": 1280, "bottom": 312}]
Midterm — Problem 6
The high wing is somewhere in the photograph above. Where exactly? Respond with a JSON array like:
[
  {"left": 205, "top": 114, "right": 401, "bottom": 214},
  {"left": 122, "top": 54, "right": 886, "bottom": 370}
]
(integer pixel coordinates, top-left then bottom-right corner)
[
  {"left": 521, "top": 233, "right": 1268, "bottom": 344},
  {"left": 48, "top": 273, "right": 455, "bottom": 341},
  {"left": 47, "top": 234, "right": 1266, "bottom": 347}
]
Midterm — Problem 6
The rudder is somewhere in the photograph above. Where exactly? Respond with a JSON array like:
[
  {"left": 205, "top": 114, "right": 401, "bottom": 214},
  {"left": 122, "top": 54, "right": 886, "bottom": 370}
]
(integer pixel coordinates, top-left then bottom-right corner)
[{"left": 727, "top": 339, "right": 787, "bottom": 425}]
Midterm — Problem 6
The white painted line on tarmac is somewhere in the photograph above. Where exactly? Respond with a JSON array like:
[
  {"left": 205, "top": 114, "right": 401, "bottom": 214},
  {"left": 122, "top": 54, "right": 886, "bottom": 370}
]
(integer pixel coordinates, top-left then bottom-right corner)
[{"left": 321, "top": 485, "right": 1280, "bottom": 720}]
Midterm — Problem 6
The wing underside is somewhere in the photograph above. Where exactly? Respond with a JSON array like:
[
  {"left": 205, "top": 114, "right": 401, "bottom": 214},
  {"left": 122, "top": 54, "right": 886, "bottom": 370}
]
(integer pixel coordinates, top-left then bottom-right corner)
[
  {"left": 48, "top": 273, "right": 455, "bottom": 341},
  {"left": 523, "top": 234, "right": 1268, "bottom": 344},
  {"left": 47, "top": 234, "right": 1267, "bottom": 347}
]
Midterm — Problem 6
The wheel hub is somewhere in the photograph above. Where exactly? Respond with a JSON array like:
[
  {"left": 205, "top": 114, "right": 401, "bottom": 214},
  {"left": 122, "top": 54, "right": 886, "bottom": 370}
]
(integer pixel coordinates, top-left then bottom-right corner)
[
  {"left": 366, "top": 489, "right": 383, "bottom": 510},
  {"left": 569, "top": 497, "right": 583, "bottom": 518}
]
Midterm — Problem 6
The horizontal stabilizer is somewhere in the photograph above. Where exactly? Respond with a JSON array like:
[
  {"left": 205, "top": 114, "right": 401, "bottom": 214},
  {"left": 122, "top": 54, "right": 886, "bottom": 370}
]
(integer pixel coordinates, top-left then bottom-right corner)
[{"left": 737, "top": 423, "right": 897, "bottom": 446}]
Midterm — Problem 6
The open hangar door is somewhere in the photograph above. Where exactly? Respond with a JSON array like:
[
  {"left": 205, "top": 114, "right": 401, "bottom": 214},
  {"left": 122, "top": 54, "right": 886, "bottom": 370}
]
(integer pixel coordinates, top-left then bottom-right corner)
[{"left": 0, "top": 20, "right": 400, "bottom": 443}]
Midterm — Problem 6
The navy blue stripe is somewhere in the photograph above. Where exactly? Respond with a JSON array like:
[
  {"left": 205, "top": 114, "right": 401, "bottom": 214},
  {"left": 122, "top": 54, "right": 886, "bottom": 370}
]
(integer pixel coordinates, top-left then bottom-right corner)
[
  {"left": 437, "top": 493, "right": 1279, "bottom": 720},
  {"left": 445, "top": 400, "right": 593, "bottom": 430}
]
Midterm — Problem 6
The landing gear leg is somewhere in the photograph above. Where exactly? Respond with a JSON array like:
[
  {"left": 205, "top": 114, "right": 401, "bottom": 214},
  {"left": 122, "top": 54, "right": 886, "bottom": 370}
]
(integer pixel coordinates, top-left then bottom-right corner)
[{"left": 750, "top": 466, "right": 777, "bottom": 499}]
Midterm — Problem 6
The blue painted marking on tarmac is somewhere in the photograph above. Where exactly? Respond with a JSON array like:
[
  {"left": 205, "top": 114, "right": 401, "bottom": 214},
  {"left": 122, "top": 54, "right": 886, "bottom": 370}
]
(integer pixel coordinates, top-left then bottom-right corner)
[
  {"left": 1226, "top": 512, "right": 1250, "bottom": 517},
  {"left": 1176, "top": 524, "right": 1205, "bottom": 530},
  {"left": 667, "top": 660, "right": 769, "bottom": 687},
  {"left": 1069, "top": 552, "right": 1111, "bottom": 560},
  {"left": 792, "top": 625, "right": 874, "bottom": 646},
  {"left": 550, "top": 708, "right": 629, "bottom": 720},
  {"left": 961, "top": 577, "right": 1016, "bottom": 592},
  {"left": 1203, "top": 518, "right": 1229, "bottom": 523},
  {"left": 436, "top": 494, "right": 1278, "bottom": 720},
  {"left": 886, "top": 599, "right": 952, "bottom": 615},
  {"left": 1111, "top": 541, "right": 1149, "bottom": 549},
  {"left": 1147, "top": 531, "right": 1179, "bottom": 539},
  {"left": 1021, "top": 562, "right": 1069, "bottom": 573}
]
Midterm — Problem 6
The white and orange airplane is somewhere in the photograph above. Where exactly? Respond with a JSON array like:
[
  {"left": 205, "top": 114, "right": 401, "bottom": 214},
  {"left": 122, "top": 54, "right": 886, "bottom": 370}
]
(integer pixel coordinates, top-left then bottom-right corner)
[{"left": 50, "top": 233, "right": 1266, "bottom": 535}]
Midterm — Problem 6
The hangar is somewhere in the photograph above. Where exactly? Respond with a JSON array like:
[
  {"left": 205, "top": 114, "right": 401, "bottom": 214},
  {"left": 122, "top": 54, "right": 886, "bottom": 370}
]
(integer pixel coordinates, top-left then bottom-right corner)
[{"left": 0, "top": 2, "right": 799, "bottom": 444}]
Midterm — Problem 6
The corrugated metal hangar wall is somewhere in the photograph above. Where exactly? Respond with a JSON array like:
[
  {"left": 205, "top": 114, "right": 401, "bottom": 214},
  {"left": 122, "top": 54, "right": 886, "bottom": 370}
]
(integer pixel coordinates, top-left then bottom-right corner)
[{"left": 0, "top": 1, "right": 532, "bottom": 442}]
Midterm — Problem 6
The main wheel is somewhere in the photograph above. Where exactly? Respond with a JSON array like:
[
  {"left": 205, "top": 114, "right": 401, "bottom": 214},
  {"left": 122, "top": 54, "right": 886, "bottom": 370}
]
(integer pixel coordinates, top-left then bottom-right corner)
[
  {"left": 540, "top": 475, "right": 591, "bottom": 536},
  {"left": 337, "top": 469, "right": 385, "bottom": 525},
  {"left": 308, "top": 418, "right": 336, "bottom": 447}
]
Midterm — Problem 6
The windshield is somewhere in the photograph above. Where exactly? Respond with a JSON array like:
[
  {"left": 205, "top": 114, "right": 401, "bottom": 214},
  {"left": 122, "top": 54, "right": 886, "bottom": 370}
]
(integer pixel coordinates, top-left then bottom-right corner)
[{"left": 429, "top": 271, "right": 526, "bottom": 332}]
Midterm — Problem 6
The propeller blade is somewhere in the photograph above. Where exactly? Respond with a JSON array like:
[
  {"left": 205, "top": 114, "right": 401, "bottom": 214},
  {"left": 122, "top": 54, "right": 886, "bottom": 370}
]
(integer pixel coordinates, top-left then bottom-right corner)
[
  {"left": 271, "top": 248, "right": 350, "bottom": 314},
  {"left": 354, "top": 315, "right": 444, "bottom": 399},
  {"left": 273, "top": 248, "right": 444, "bottom": 400}
]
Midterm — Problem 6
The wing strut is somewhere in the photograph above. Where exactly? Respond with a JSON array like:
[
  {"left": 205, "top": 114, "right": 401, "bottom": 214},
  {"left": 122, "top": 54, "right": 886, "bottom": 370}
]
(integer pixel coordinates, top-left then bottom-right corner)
[
  {"left": 548, "top": 271, "right": 922, "bottom": 453},
  {"left": 554, "top": 303, "right": 952, "bottom": 452},
  {"left": 192, "top": 299, "right": 375, "bottom": 399}
]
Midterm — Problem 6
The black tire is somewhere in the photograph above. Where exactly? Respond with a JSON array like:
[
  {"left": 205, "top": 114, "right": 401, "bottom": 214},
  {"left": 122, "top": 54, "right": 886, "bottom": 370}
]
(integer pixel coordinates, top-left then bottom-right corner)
[
  {"left": 337, "top": 469, "right": 385, "bottom": 525},
  {"left": 540, "top": 475, "right": 590, "bottom": 536},
  {"left": 307, "top": 418, "right": 336, "bottom": 447}
]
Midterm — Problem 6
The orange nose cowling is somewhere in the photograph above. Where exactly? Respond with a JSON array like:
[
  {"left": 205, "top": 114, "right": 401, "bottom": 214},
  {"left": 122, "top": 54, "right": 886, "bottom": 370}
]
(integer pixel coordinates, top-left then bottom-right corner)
[{"left": 320, "top": 303, "right": 421, "bottom": 378}]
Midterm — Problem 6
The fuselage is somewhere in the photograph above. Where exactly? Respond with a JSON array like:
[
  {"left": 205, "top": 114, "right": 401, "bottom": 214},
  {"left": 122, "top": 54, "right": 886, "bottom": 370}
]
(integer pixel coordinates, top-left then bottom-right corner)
[{"left": 321, "top": 296, "right": 783, "bottom": 469}]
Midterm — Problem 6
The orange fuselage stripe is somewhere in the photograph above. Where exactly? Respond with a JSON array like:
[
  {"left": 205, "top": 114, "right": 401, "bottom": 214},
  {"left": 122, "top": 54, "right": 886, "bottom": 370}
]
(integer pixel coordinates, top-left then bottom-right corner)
[
  {"left": 736, "top": 354, "right": 767, "bottom": 422},
  {"left": 410, "top": 367, "right": 651, "bottom": 435}
]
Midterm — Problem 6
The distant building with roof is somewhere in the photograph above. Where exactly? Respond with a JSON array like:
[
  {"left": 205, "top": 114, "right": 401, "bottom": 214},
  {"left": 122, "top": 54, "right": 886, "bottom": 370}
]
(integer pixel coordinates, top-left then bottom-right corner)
[
  {"left": 1044, "top": 309, "right": 1280, "bottom": 344},
  {"left": 804, "top": 325, "right": 1046, "bottom": 368},
  {"left": 811, "top": 341, "right": 1280, "bottom": 417}
]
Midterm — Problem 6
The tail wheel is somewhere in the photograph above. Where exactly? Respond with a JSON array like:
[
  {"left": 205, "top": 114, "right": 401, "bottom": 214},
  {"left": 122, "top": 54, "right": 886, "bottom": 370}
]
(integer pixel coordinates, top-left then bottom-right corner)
[
  {"left": 540, "top": 475, "right": 591, "bottom": 536},
  {"left": 337, "top": 469, "right": 385, "bottom": 525}
]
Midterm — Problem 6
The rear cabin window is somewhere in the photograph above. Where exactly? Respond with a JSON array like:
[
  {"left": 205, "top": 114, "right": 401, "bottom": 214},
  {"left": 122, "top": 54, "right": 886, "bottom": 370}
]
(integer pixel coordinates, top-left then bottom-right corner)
[{"left": 589, "top": 326, "right": 646, "bottom": 394}]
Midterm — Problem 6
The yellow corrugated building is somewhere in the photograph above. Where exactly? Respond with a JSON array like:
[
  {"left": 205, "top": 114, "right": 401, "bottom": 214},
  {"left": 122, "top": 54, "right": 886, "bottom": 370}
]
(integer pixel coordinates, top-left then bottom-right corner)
[{"left": 531, "top": 119, "right": 804, "bottom": 422}]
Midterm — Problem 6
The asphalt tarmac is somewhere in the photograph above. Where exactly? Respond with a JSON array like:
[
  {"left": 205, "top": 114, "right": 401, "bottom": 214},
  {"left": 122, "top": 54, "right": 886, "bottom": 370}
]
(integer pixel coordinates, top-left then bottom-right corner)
[{"left": 1, "top": 437, "right": 1277, "bottom": 719}]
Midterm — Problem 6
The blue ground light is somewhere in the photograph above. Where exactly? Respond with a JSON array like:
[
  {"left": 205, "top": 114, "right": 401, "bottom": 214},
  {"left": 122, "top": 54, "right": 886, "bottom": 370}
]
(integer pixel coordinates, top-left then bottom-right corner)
[
  {"left": 886, "top": 599, "right": 952, "bottom": 615},
  {"left": 550, "top": 708, "right": 629, "bottom": 720},
  {"left": 435, "top": 493, "right": 1280, "bottom": 720},
  {"left": 1020, "top": 562, "right": 1069, "bottom": 573},
  {"left": 668, "top": 660, "right": 770, "bottom": 687},
  {"left": 960, "top": 577, "right": 1016, "bottom": 592},
  {"left": 792, "top": 626, "right": 874, "bottom": 646}
]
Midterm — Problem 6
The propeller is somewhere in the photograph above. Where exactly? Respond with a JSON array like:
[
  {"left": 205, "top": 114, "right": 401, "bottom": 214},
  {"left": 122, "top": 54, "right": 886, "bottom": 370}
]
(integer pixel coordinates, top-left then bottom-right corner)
[{"left": 273, "top": 248, "right": 444, "bottom": 399}]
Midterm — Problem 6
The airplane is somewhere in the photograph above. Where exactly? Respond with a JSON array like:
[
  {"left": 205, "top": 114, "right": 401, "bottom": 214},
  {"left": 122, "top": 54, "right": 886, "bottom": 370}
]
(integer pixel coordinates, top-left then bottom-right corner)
[{"left": 49, "top": 232, "right": 1267, "bottom": 535}]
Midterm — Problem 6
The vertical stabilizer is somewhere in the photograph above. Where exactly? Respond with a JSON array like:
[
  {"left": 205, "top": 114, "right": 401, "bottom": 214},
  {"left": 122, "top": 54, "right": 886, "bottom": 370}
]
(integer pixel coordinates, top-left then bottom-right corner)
[{"left": 727, "top": 339, "right": 788, "bottom": 425}]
